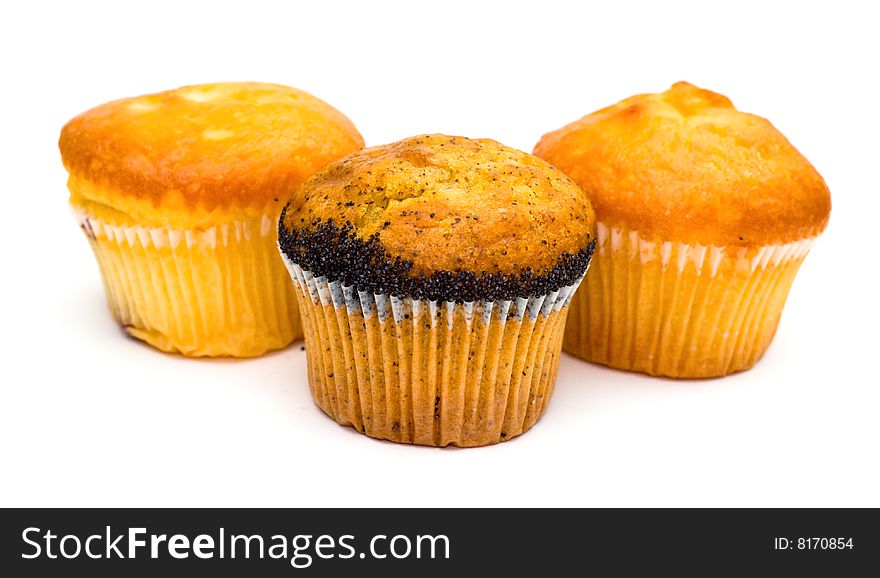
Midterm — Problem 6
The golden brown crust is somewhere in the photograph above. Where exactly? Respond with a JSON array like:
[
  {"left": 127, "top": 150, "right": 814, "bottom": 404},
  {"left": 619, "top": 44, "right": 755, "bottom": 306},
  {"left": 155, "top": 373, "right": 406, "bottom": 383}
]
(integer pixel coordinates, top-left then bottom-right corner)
[
  {"left": 60, "top": 82, "right": 364, "bottom": 214},
  {"left": 282, "top": 134, "right": 596, "bottom": 276},
  {"left": 534, "top": 82, "right": 831, "bottom": 246}
]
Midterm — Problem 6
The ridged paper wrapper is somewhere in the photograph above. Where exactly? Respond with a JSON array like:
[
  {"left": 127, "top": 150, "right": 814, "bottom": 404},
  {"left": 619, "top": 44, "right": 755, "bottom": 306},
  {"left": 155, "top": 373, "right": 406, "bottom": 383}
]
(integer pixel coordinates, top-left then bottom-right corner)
[
  {"left": 564, "top": 223, "right": 816, "bottom": 378},
  {"left": 283, "top": 258, "right": 583, "bottom": 447},
  {"left": 77, "top": 209, "right": 300, "bottom": 357}
]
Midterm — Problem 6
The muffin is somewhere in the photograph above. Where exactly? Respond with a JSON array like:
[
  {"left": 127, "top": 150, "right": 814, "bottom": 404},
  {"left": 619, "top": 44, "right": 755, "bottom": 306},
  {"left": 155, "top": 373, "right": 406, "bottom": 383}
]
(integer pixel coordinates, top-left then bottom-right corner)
[
  {"left": 278, "top": 134, "right": 597, "bottom": 446},
  {"left": 60, "top": 82, "right": 364, "bottom": 357},
  {"left": 534, "top": 82, "right": 830, "bottom": 378}
]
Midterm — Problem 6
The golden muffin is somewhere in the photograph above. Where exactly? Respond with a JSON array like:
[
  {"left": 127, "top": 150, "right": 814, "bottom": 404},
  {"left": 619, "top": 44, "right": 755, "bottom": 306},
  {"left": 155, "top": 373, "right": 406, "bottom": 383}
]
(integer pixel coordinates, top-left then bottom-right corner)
[
  {"left": 534, "top": 82, "right": 830, "bottom": 378},
  {"left": 278, "top": 134, "right": 597, "bottom": 446},
  {"left": 60, "top": 82, "right": 364, "bottom": 357}
]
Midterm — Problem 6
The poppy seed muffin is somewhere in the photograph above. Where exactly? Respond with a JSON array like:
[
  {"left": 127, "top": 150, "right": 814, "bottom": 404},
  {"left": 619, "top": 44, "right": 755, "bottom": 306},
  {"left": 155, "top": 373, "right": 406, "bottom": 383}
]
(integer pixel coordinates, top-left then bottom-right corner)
[
  {"left": 60, "top": 82, "right": 364, "bottom": 356},
  {"left": 534, "top": 82, "right": 831, "bottom": 378},
  {"left": 278, "top": 134, "right": 597, "bottom": 446}
]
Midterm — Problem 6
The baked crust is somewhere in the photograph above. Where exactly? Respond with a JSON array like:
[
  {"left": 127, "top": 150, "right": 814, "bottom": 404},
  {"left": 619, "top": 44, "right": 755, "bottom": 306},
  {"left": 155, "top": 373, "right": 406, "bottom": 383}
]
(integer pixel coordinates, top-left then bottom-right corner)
[
  {"left": 534, "top": 82, "right": 831, "bottom": 245},
  {"left": 60, "top": 82, "right": 364, "bottom": 216},
  {"left": 281, "top": 134, "right": 596, "bottom": 277}
]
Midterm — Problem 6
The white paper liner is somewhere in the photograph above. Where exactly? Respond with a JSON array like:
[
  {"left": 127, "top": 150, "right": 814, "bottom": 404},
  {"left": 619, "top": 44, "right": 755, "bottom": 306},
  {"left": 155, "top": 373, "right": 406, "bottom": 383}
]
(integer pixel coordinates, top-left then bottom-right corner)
[
  {"left": 74, "top": 206, "right": 275, "bottom": 249},
  {"left": 566, "top": 222, "right": 818, "bottom": 377},
  {"left": 281, "top": 255, "right": 585, "bottom": 446},
  {"left": 75, "top": 209, "right": 300, "bottom": 356},
  {"left": 598, "top": 222, "right": 816, "bottom": 274}
]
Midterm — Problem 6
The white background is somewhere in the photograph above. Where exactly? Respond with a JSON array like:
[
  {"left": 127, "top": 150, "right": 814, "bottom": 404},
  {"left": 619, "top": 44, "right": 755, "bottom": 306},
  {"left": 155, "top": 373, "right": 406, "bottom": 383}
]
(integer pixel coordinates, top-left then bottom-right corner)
[{"left": 1, "top": 0, "right": 877, "bottom": 507}]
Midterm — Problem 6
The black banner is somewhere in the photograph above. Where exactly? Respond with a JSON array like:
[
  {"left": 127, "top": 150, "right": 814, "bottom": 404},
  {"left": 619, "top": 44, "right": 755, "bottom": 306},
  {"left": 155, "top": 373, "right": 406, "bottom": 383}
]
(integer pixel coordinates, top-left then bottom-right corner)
[{"left": 1, "top": 508, "right": 876, "bottom": 575}]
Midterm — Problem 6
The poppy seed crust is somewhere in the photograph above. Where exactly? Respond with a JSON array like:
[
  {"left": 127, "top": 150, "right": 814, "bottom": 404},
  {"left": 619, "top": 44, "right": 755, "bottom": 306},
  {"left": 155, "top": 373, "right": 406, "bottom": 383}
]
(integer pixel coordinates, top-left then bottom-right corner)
[
  {"left": 278, "top": 206, "right": 595, "bottom": 303},
  {"left": 280, "top": 135, "right": 597, "bottom": 279}
]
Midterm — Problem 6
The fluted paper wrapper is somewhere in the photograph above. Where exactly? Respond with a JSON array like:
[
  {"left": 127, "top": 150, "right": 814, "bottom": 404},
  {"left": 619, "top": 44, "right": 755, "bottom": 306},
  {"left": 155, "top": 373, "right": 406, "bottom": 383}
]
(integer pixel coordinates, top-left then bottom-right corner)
[
  {"left": 565, "top": 223, "right": 816, "bottom": 378},
  {"left": 283, "top": 258, "right": 583, "bottom": 447},
  {"left": 77, "top": 210, "right": 300, "bottom": 357}
]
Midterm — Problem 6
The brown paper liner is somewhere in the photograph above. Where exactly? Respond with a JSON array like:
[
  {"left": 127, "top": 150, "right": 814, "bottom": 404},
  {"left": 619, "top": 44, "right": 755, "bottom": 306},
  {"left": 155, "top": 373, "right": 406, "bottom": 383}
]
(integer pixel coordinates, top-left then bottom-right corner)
[
  {"left": 77, "top": 209, "right": 301, "bottom": 357},
  {"left": 284, "top": 260, "right": 582, "bottom": 447},
  {"left": 564, "top": 223, "right": 816, "bottom": 378}
]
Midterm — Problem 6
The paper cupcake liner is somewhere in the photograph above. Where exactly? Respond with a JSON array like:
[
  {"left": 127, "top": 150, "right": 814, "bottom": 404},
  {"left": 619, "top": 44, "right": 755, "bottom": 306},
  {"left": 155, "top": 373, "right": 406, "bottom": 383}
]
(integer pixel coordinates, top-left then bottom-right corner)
[
  {"left": 282, "top": 257, "right": 583, "bottom": 447},
  {"left": 564, "top": 222, "right": 816, "bottom": 378},
  {"left": 76, "top": 208, "right": 300, "bottom": 357}
]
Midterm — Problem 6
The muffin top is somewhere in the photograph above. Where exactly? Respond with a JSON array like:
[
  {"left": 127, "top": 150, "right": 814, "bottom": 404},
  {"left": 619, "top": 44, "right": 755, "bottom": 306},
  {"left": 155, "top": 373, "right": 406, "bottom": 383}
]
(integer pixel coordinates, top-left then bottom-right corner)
[
  {"left": 279, "top": 134, "right": 596, "bottom": 301},
  {"left": 60, "top": 82, "right": 364, "bottom": 214},
  {"left": 534, "top": 82, "right": 831, "bottom": 245}
]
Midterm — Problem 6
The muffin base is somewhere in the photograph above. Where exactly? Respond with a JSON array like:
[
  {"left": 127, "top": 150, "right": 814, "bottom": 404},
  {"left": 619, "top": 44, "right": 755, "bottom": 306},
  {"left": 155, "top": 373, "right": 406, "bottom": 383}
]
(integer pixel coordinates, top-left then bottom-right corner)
[
  {"left": 285, "top": 260, "right": 581, "bottom": 447},
  {"left": 77, "top": 209, "right": 301, "bottom": 357},
  {"left": 565, "top": 223, "right": 815, "bottom": 378}
]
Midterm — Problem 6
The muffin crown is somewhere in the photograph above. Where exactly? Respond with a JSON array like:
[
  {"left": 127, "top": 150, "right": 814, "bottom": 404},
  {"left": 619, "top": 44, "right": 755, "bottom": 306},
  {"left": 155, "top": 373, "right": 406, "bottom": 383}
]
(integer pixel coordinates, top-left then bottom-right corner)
[
  {"left": 534, "top": 82, "right": 831, "bottom": 245},
  {"left": 279, "top": 134, "right": 597, "bottom": 301},
  {"left": 60, "top": 82, "right": 364, "bottom": 212}
]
